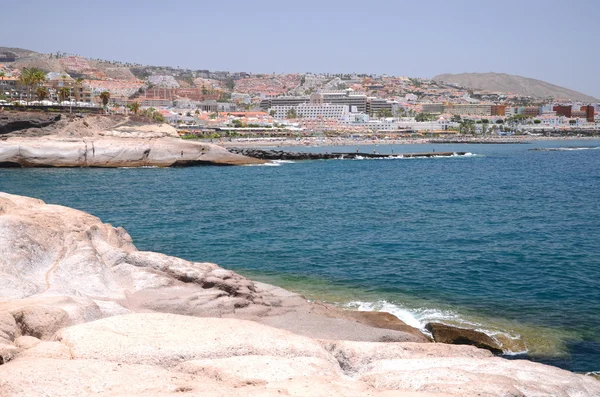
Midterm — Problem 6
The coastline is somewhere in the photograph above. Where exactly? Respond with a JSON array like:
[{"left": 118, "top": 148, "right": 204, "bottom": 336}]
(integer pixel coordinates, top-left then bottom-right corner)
[
  {"left": 215, "top": 135, "right": 600, "bottom": 148},
  {"left": 1, "top": 192, "right": 599, "bottom": 395},
  {"left": 235, "top": 269, "right": 582, "bottom": 366}
]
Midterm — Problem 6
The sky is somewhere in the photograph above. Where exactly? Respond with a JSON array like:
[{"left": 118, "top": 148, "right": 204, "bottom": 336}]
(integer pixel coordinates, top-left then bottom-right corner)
[{"left": 2, "top": 0, "right": 599, "bottom": 97}]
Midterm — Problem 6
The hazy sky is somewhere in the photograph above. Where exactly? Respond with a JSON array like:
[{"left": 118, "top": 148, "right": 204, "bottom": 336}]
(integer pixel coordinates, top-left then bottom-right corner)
[{"left": 2, "top": 0, "right": 599, "bottom": 97}]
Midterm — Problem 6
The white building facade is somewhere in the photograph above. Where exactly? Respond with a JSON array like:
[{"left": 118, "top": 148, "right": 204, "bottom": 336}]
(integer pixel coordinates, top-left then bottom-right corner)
[{"left": 271, "top": 103, "right": 350, "bottom": 120}]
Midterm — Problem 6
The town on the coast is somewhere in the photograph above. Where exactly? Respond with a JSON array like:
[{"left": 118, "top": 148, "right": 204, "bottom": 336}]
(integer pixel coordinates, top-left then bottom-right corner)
[{"left": 1, "top": 48, "right": 598, "bottom": 144}]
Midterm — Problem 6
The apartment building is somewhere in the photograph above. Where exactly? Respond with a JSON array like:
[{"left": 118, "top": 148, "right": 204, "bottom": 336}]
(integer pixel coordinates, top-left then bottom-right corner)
[
  {"left": 0, "top": 76, "right": 23, "bottom": 100},
  {"left": 444, "top": 104, "right": 492, "bottom": 116},
  {"left": 367, "top": 98, "right": 398, "bottom": 115},
  {"left": 421, "top": 103, "right": 444, "bottom": 114},
  {"left": 270, "top": 103, "right": 350, "bottom": 120},
  {"left": 491, "top": 105, "right": 506, "bottom": 116},
  {"left": 260, "top": 96, "right": 309, "bottom": 110},
  {"left": 320, "top": 90, "right": 368, "bottom": 113},
  {"left": 580, "top": 105, "right": 595, "bottom": 122}
]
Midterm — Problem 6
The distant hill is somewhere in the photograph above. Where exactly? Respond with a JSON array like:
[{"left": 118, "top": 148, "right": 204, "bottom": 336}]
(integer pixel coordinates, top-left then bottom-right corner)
[
  {"left": 0, "top": 47, "right": 39, "bottom": 58},
  {"left": 432, "top": 72, "right": 597, "bottom": 103}
]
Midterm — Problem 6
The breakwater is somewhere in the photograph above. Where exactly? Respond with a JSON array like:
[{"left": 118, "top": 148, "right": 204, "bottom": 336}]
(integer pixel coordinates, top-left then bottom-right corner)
[{"left": 228, "top": 147, "right": 467, "bottom": 160}]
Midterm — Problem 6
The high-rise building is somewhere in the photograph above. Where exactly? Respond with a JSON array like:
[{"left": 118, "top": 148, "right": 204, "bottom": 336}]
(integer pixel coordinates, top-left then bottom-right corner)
[
  {"left": 422, "top": 103, "right": 444, "bottom": 114},
  {"left": 524, "top": 106, "right": 541, "bottom": 116},
  {"left": 553, "top": 105, "right": 572, "bottom": 118},
  {"left": 491, "top": 105, "right": 506, "bottom": 116},
  {"left": 580, "top": 105, "right": 595, "bottom": 122},
  {"left": 444, "top": 104, "right": 492, "bottom": 116}
]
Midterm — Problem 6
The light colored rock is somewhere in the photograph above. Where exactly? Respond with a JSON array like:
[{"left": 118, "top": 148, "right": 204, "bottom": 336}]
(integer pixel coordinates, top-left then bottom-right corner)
[
  {"left": 359, "top": 357, "right": 600, "bottom": 396},
  {"left": 55, "top": 313, "right": 335, "bottom": 367},
  {"left": 177, "top": 355, "right": 343, "bottom": 383},
  {"left": 0, "top": 357, "right": 437, "bottom": 397},
  {"left": 0, "top": 137, "right": 264, "bottom": 167},
  {"left": 321, "top": 340, "right": 492, "bottom": 376},
  {"left": 0, "top": 358, "right": 218, "bottom": 397},
  {"left": 0, "top": 312, "right": 16, "bottom": 344},
  {"left": 2, "top": 312, "right": 600, "bottom": 396},
  {"left": 10, "top": 305, "right": 71, "bottom": 340},
  {"left": 0, "top": 192, "right": 428, "bottom": 344},
  {"left": 13, "top": 335, "right": 40, "bottom": 349},
  {"left": 18, "top": 341, "right": 71, "bottom": 359},
  {"left": 258, "top": 312, "right": 427, "bottom": 343},
  {"left": 1, "top": 193, "right": 599, "bottom": 396}
]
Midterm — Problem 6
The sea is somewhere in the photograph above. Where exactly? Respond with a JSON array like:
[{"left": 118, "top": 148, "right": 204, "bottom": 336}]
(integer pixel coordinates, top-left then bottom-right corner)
[{"left": 1, "top": 139, "right": 599, "bottom": 374}]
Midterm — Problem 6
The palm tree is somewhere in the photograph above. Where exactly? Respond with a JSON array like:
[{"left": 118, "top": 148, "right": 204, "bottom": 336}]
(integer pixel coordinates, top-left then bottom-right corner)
[
  {"left": 19, "top": 68, "right": 46, "bottom": 104},
  {"left": 31, "top": 70, "right": 46, "bottom": 102},
  {"left": 128, "top": 101, "right": 140, "bottom": 115},
  {"left": 0, "top": 71, "right": 5, "bottom": 81},
  {"left": 99, "top": 91, "right": 110, "bottom": 108},
  {"left": 18, "top": 68, "right": 33, "bottom": 104},
  {"left": 36, "top": 86, "right": 49, "bottom": 102},
  {"left": 58, "top": 87, "right": 70, "bottom": 103}
]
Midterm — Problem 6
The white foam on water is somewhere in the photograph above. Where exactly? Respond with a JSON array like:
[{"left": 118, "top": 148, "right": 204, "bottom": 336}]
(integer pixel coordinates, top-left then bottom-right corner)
[
  {"left": 344, "top": 300, "right": 528, "bottom": 355},
  {"left": 557, "top": 146, "right": 600, "bottom": 151},
  {"left": 345, "top": 300, "right": 460, "bottom": 330},
  {"left": 245, "top": 160, "right": 295, "bottom": 167}
]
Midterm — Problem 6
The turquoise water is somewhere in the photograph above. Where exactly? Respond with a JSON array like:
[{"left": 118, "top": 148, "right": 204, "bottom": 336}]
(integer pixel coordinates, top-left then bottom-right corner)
[{"left": 1, "top": 140, "right": 599, "bottom": 373}]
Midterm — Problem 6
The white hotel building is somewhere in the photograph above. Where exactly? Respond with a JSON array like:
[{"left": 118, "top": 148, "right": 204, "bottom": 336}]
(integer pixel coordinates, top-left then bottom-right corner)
[{"left": 270, "top": 103, "right": 350, "bottom": 120}]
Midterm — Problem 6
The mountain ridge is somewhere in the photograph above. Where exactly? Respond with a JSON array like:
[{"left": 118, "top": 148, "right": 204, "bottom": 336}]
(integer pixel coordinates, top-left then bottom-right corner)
[{"left": 432, "top": 72, "right": 597, "bottom": 102}]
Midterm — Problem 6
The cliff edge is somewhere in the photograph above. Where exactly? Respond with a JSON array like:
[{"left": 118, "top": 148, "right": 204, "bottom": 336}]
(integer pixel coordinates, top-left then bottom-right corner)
[{"left": 0, "top": 111, "right": 263, "bottom": 167}]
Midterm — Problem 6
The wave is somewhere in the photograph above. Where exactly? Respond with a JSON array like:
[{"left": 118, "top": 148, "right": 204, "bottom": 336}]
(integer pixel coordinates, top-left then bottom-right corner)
[
  {"left": 345, "top": 300, "right": 528, "bottom": 355},
  {"left": 245, "top": 160, "right": 297, "bottom": 167},
  {"left": 343, "top": 152, "right": 480, "bottom": 161},
  {"left": 531, "top": 146, "right": 600, "bottom": 152}
]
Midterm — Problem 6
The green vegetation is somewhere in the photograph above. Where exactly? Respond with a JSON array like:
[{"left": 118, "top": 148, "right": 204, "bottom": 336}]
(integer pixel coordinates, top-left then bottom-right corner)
[
  {"left": 218, "top": 92, "right": 231, "bottom": 102},
  {"left": 459, "top": 119, "right": 476, "bottom": 134},
  {"left": 286, "top": 108, "right": 297, "bottom": 119},
  {"left": 507, "top": 114, "right": 531, "bottom": 123},
  {"left": 231, "top": 119, "right": 244, "bottom": 128},
  {"left": 58, "top": 87, "right": 71, "bottom": 103},
  {"left": 36, "top": 86, "right": 49, "bottom": 101},
  {"left": 225, "top": 77, "right": 235, "bottom": 91},
  {"left": 408, "top": 77, "right": 422, "bottom": 88},
  {"left": 415, "top": 112, "right": 436, "bottom": 122},
  {"left": 139, "top": 107, "right": 165, "bottom": 122},
  {"left": 99, "top": 91, "right": 110, "bottom": 108},
  {"left": 128, "top": 101, "right": 141, "bottom": 115},
  {"left": 19, "top": 67, "right": 46, "bottom": 103},
  {"left": 376, "top": 109, "right": 393, "bottom": 118}
]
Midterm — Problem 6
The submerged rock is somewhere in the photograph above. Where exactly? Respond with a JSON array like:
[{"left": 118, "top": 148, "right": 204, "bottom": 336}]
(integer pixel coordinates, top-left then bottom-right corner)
[{"left": 425, "top": 322, "right": 503, "bottom": 354}]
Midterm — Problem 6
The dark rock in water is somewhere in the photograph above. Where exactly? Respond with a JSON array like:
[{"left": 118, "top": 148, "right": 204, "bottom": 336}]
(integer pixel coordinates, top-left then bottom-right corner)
[
  {"left": 228, "top": 147, "right": 467, "bottom": 160},
  {"left": 227, "top": 147, "right": 336, "bottom": 160},
  {"left": 0, "top": 112, "right": 61, "bottom": 135},
  {"left": 425, "top": 322, "right": 503, "bottom": 354},
  {"left": 348, "top": 311, "right": 431, "bottom": 342}
]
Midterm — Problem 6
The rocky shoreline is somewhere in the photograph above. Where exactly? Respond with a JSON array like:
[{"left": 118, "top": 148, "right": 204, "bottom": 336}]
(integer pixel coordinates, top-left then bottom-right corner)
[
  {"left": 1, "top": 192, "right": 599, "bottom": 396},
  {"left": 0, "top": 111, "right": 264, "bottom": 167}
]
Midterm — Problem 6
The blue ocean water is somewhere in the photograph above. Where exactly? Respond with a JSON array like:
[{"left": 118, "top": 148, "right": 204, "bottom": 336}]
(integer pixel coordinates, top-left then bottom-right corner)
[{"left": 1, "top": 140, "right": 599, "bottom": 373}]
